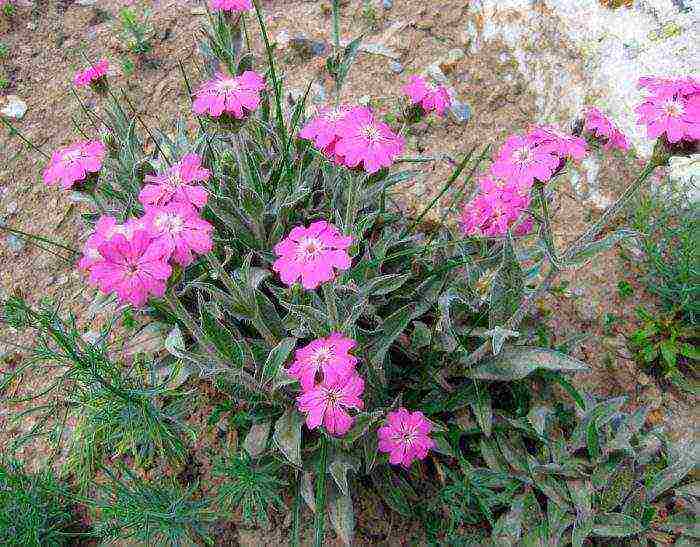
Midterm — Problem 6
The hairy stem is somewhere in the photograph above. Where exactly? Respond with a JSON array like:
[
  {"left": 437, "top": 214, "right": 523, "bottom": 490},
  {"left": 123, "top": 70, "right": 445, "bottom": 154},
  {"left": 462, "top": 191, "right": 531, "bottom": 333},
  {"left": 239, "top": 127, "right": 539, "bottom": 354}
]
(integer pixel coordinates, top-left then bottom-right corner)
[
  {"left": 454, "top": 158, "right": 659, "bottom": 373},
  {"left": 314, "top": 435, "right": 328, "bottom": 547}
]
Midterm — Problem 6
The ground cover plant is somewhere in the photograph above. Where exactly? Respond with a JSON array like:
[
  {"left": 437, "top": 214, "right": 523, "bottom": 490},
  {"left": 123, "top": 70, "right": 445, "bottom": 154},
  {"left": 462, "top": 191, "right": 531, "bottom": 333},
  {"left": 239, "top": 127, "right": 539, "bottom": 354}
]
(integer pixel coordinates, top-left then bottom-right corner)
[{"left": 1, "top": 0, "right": 698, "bottom": 544}]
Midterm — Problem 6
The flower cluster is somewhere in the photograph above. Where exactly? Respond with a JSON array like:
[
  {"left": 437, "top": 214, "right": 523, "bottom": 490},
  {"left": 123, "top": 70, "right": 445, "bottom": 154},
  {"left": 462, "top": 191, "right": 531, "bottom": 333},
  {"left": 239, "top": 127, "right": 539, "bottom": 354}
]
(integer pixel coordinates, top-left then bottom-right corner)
[
  {"left": 290, "top": 333, "right": 364, "bottom": 436},
  {"left": 73, "top": 59, "right": 109, "bottom": 90},
  {"left": 210, "top": 0, "right": 252, "bottom": 12},
  {"left": 461, "top": 125, "right": 587, "bottom": 237},
  {"left": 583, "top": 107, "right": 630, "bottom": 152},
  {"left": 272, "top": 221, "right": 352, "bottom": 290},
  {"left": 402, "top": 75, "right": 452, "bottom": 117},
  {"left": 42, "top": 140, "right": 107, "bottom": 189},
  {"left": 78, "top": 153, "right": 213, "bottom": 307},
  {"left": 139, "top": 153, "right": 211, "bottom": 210},
  {"left": 636, "top": 75, "right": 700, "bottom": 144},
  {"left": 299, "top": 106, "right": 405, "bottom": 174},
  {"left": 192, "top": 71, "right": 265, "bottom": 120}
]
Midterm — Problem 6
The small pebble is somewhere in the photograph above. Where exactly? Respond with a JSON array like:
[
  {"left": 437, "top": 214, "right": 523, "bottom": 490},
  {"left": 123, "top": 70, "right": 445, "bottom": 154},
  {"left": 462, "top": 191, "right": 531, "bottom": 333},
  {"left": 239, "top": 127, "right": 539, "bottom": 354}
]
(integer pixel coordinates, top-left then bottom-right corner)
[
  {"left": 449, "top": 100, "right": 471, "bottom": 124},
  {"left": 6, "top": 234, "right": 25, "bottom": 254},
  {"left": 383, "top": 0, "right": 393, "bottom": 8},
  {"left": 5, "top": 201, "right": 18, "bottom": 216},
  {"left": 389, "top": 61, "right": 404, "bottom": 73}
]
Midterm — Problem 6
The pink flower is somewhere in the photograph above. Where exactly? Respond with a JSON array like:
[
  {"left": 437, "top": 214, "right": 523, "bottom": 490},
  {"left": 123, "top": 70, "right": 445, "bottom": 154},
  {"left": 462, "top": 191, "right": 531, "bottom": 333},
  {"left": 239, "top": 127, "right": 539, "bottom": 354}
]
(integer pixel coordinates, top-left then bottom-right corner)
[
  {"left": 287, "top": 333, "right": 358, "bottom": 390},
  {"left": 299, "top": 105, "right": 354, "bottom": 150},
  {"left": 143, "top": 202, "right": 214, "bottom": 267},
  {"left": 638, "top": 75, "right": 700, "bottom": 97},
  {"left": 461, "top": 182, "right": 532, "bottom": 238},
  {"left": 210, "top": 0, "right": 252, "bottom": 12},
  {"left": 73, "top": 59, "right": 109, "bottom": 88},
  {"left": 296, "top": 368, "right": 364, "bottom": 436},
  {"left": 139, "top": 153, "right": 210, "bottom": 209},
  {"left": 583, "top": 107, "right": 630, "bottom": 152},
  {"left": 78, "top": 215, "right": 121, "bottom": 272},
  {"left": 333, "top": 107, "right": 405, "bottom": 174},
  {"left": 43, "top": 140, "right": 106, "bottom": 189},
  {"left": 377, "top": 408, "right": 436, "bottom": 467},
  {"left": 528, "top": 125, "right": 588, "bottom": 161},
  {"left": 402, "top": 75, "right": 452, "bottom": 117},
  {"left": 89, "top": 230, "right": 172, "bottom": 307},
  {"left": 635, "top": 76, "right": 700, "bottom": 144},
  {"left": 192, "top": 71, "right": 265, "bottom": 119},
  {"left": 272, "top": 221, "right": 352, "bottom": 290},
  {"left": 490, "top": 134, "right": 559, "bottom": 188},
  {"left": 635, "top": 94, "right": 700, "bottom": 143}
]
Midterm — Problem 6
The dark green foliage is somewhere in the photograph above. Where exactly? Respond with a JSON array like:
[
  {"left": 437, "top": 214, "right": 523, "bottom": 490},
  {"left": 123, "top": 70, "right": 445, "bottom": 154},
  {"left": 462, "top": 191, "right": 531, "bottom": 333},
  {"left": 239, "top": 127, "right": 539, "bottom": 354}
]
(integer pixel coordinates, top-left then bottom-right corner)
[
  {"left": 91, "top": 468, "right": 215, "bottom": 546},
  {"left": 117, "top": 6, "right": 153, "bottom": 55},
  {"left": 2, "top": 297, "right": 195, "bottom": 488},
  {"left": 629, "top": 306, "right": 698, "bottom": 392},
  {"left": 0, "top": 460, "right": 76, "bottom": 547},
  {"left": 630, "top": 185, "right": 699, "bottom": 324},
  {"left": 214, "top": 452, "right": 286, "bottom": 526}
]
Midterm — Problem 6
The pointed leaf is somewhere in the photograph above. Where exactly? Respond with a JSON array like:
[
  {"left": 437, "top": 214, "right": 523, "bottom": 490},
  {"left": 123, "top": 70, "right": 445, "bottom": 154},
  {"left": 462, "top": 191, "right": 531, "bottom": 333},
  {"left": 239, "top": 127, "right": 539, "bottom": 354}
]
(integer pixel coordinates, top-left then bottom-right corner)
[
  {"left": 492, "top": 493, "right": 525, "bottom": 545},
  {"left": 327, "top": 488, "right": 355, "bottom": 546},
  {"left": 261, "top": 337, "right": 297, "bottom": 386},
  {"left": 591, "top": 513, "right": 643, "bottom": 537},
  {"left": 273, "top": 408, "right": 303, "bottom": 467},
  {"left": 243, "top": 421, "right": 271, "bottom": 458},
  {"left": 489, "top": 235, "right": 523, "bottom": 328},
  {"left": 329, "top": 454, "right": 357, "bottom": 497},
  {"left": 470, "top": 382, "right": 493, "bottom": 437},
  {"left": 645, "top": 458, "right": 695, "bottom": 502},
  {"left": 469, "top": 347, "right": 590, "bottom": 381}
]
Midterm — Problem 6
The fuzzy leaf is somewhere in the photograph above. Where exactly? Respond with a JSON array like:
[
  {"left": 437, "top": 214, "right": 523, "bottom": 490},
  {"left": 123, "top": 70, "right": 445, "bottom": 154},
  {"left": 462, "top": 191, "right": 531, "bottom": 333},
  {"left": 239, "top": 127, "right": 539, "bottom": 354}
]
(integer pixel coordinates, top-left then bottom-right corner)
[
  {"left": 261, "top": 337, "right": 297, "bottom": 386},
  {"left": 411, "top": 321, "right": 432, "bottom": 350},
  {"left": 492, "top": 493, "right": 525, "bottom": 545},
  {"left": 571, "top": 516, "right": 593, "bottom": 547},
  {"left": 343, "top": 410, "right": 384, "bottom": 445},
  {"left": 591, "top": 513, "right": 643, "bottom": 537},
  {"left": 243, "top": 421, "right": 271, "bottom": 458},
  {"left": 489, "top": 235, "right": 523, "bottom": 328},
  {"left": 527, "top": 406, "right": 552, "bottom": 437},
  {"left": 327, "top": 488, "right": 355, "bottom": 546},
  {"left": 273, "top": 408, "right": 303, "bottom": 467},
  {"left": 366, "top": 273, "right": 412, "bottom": 296},
  {"left": 200, "top": 303, "right": 244, "bottom": 367},
  {"left": 645, "top": 458, "right": 695, "bottom": 502},
  {"left": 567, "top": 229, "right": 640, "bottom": 266},
  {"left": 469, "top": 347, "right": 590, "bottom": 381},
  {"left": 470, "top": 382, "right": 493, "bottom": 437},
  {"left": 675, "top": 482, "right": 700, "bottom": 498},
  {"left": 329, "top": 454, "right": 357, "bottom": 498}
]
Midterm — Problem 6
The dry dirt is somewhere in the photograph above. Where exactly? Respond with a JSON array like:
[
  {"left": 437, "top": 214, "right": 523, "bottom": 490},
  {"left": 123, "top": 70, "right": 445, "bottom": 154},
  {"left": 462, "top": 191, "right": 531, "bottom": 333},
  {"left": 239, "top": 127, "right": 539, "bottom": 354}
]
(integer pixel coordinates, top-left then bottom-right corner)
[{"left": 0, "top": 0, "right": 696, "bottom": 544}]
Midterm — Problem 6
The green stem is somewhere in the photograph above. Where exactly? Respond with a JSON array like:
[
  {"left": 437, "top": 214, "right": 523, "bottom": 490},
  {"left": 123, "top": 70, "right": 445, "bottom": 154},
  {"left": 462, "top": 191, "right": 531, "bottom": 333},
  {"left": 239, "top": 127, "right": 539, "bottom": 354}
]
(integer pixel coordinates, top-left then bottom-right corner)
[
  {"left": 401, "top": 145, "right": 480, "bottom": 239},
  {"left": 538, "top": 184, "right": 557, "bottom": 263},
  {"left": 344, "top": 174, "right": 360, "bottom": 236},
  {"left": 291, "top": 471, "right": 302, "bottom": 547},
  {"left": 323, "top": 283, "right": 338, "bottom": 330},
  {"left": 314, "top": 435, "right": 328, "bottom": 547},
  {"left": 0, "top": 116, "right": 50, "bottom": 159},
  {"left": 252, "top": 0, "right": 289, "bottom": 161}
]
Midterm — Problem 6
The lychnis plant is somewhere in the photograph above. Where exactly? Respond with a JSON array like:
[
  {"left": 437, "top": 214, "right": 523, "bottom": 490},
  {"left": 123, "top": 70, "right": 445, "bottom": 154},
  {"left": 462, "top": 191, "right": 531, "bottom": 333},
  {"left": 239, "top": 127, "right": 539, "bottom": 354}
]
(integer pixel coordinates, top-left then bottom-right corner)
[{"left": 1, "top": 0, "right": 697, "bottom": 544}]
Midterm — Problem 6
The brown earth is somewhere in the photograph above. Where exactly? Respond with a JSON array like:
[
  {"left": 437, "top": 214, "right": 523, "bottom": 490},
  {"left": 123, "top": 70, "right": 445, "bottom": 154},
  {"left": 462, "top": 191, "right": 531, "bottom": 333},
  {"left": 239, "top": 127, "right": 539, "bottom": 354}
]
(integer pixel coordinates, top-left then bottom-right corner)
[{"left": 0, "top": 0, "right": 695, "bottom": 544}]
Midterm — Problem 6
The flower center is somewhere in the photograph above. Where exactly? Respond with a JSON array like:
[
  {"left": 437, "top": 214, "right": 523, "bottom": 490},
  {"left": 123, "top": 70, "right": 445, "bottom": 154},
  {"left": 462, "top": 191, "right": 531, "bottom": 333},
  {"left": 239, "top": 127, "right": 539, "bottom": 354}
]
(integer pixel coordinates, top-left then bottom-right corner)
[
  {"left": 394, "top": 424, "right": 417, "bottom": 445},
  {"left": 361, "top": 124, "right": 382, "bottom": 143},
  {"left": 513, "top": 146, "right": 532, "bottom": 165},
  {"left": 324, "top": 387, "right": 343, "bottom": 406},
  {"left": 217, "top": 78, "right": 241, "bottom": 94},
  {"left": 167, "top": 172, "right": 183, "bottom": 188},
  {"left": 297, "top": 236, "right": 324, "bottom": 261},
  {"left": 312, "top": 346, "right": 334, "bottom": 366},
  {"left": 155, "top": 212, "right": 185, "bottom": 235},
  {"left": 663, "top": 100, "right": 683, "bottom": 118},
  {"left": 62, "top": 149, "right": 85, "bottom": 164}
]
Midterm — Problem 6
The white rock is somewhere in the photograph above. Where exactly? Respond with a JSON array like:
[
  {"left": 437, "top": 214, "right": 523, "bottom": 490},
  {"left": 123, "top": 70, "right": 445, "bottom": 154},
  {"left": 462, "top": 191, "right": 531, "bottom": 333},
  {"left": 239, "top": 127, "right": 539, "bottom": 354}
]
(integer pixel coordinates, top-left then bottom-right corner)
[
  {"left": 1, "top": 96, "right": 28, "bottom": 120},
  {"left": 669, "top": 154, "right": 700, "bottom": 204}
]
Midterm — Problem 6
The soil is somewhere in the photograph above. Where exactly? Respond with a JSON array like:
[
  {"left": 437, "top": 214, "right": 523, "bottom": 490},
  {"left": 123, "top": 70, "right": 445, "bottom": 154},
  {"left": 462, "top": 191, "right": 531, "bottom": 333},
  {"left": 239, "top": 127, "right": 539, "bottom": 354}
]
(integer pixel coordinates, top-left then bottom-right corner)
[{"left": 0, "top": 0, "right": 696, "bottom": 545}]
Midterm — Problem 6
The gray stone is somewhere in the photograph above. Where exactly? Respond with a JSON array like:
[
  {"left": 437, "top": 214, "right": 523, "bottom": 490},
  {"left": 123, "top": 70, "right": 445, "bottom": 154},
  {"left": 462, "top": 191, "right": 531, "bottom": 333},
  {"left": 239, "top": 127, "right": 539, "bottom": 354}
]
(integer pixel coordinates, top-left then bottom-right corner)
[
  {"left": 389, "top": 61, "right": 404, "bottom": 73},
  {"left": 1, "top": 96, "right": 27, "bottom": 120},
  {"left": 449, "top": 100, "right": 471, "bottom": 124},
  {"left": 6, "top": 234, "right": 25, "bottom": 254},
  {"left": 382, "top": 0, "right": 393, "bottom": 8},
  {"left": 290, "top": 36, "right": 327, "bottom": 59},
  {"left": 5, "top": 201, "right": 18, "bottom": 216}
]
